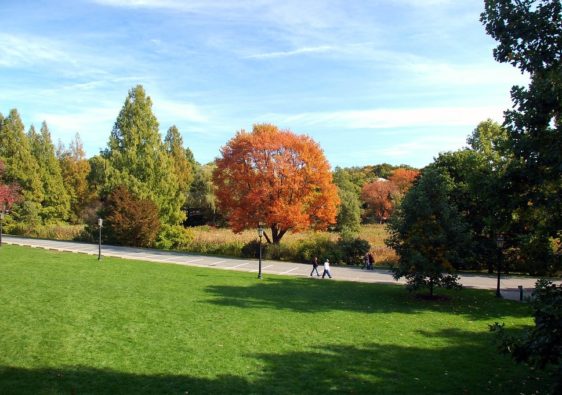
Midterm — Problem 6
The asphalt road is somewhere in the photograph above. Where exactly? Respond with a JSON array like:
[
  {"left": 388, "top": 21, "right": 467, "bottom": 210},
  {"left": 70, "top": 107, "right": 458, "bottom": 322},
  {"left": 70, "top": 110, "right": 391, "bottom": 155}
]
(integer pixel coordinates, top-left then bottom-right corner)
[{"left": 4, "top": 235, "right": 557, "bottom": 301}]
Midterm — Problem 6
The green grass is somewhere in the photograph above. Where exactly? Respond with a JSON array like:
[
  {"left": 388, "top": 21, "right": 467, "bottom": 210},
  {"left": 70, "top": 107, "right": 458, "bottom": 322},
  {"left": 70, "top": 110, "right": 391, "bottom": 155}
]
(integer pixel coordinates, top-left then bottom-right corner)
[{"left": 0, "top": 245, "right": 554, "bottom": 394}]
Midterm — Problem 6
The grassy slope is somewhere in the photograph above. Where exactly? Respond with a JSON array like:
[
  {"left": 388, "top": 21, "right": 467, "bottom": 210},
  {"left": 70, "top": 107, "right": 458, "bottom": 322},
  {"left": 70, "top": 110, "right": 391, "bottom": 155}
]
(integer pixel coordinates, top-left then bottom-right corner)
[{"left": 0, "top": 245, "right": 552, "bottom": 394}]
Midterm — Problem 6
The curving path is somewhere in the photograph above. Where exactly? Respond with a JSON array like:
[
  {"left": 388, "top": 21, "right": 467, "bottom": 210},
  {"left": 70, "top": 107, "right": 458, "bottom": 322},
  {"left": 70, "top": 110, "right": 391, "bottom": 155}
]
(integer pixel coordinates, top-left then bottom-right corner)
[{"left": 3, "top": 235, "right": 558, "bottom": 301}]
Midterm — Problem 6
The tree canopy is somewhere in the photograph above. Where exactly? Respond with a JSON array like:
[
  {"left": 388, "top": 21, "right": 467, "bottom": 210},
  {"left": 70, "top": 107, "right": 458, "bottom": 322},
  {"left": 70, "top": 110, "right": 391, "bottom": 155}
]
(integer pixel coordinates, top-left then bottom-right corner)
[
  {"left": 213, "top": 124, "right": 339, "bottom": 244},
  {"left": 103, "top": 85, "right": 185, "bottom": 225}
]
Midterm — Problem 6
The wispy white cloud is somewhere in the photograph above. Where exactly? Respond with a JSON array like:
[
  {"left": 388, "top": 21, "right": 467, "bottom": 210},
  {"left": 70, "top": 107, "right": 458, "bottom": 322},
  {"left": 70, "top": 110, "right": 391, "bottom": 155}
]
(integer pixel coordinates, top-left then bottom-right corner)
[
  {"left": 153, "top": 98, "right": 208, "bottom": 124},
  {"left": 245, "top": 45, "right": 336, "bottom": 59},
  {"left": 268, "top": 105, "right": 506, "bottom": 130},
  {"left": 377, "top": 135, "right": 466, "bottom": 158},
  {"left": 0, "top": 33, "right": 75, "bottom": 67}
]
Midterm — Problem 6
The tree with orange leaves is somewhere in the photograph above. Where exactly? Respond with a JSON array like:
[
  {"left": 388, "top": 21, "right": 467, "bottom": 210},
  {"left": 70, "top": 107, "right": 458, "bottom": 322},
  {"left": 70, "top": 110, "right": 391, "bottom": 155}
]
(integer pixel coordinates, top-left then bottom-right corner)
[
  {"left": 388, "top": 168, "right": 419, "bottom": 195},
  {"left": 361, "top": 179, "right": 396, "bottom": 223},
  {"left": 213, "top": 124, "right": 339, "bottom": 244}
]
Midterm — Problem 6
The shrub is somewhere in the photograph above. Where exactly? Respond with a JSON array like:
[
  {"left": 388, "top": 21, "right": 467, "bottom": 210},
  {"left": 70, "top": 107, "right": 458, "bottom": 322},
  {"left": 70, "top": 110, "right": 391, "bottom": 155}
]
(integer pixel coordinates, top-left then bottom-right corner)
[
  {"left": 155, "top": 224, "right": 194, "bottom": 250},
  {"left": 101, "top": 185, "right": 161, "bottom": 248},
  {"left": 337, "top": 236, "right": 371, "bottom": 265}
]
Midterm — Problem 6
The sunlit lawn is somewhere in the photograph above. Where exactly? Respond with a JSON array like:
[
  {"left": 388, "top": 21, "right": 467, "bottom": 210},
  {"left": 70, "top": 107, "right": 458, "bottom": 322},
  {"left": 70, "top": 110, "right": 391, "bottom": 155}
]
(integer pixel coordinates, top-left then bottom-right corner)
[{"left": 0, "top": 245, "right": 553, "bottom": 394}]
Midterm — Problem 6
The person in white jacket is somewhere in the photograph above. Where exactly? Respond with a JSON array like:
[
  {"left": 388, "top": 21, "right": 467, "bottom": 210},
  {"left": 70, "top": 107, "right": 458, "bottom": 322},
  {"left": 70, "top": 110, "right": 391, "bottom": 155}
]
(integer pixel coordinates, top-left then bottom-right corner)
[{"left": 322, "top": 259, "right": 332, "bottom": 279}]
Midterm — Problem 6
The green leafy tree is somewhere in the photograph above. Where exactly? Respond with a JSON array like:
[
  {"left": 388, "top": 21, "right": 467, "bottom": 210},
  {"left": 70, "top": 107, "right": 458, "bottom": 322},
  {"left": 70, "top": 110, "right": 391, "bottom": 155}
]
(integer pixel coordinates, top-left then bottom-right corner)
[
  {"left": 103, "top": 85, "right": 184, "bottom": 225},
  {"left": 481, "top": 0, "right": 562, "bottom": 272},
  {"left": 386, "top": 168, "right": 471, "bottom": 296},
  {"left": 0, "top": 109, "right": 43, "bottom": 224},
  {"left": 28, "top": 122, "right": 70, "bottom": 222},
  {"left": 333, "top": 169, "right": 361, "bottom": 234},
  {"left": 187, "top": 162, "right": 219, "bottom": 225},
  {"left": 100, "top": 185, "right": 161, "bottom": 247}
]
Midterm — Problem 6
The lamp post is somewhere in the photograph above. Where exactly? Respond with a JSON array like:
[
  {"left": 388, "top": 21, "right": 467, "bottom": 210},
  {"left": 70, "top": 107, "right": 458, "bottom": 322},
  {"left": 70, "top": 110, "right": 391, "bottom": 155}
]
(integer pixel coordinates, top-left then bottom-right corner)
[
  {"left": 257, "top": 225, "right": 264, "bottom": 279},
  {"left": 98, "top": 218, "right": 103, "bottom": 261},
  {"left": 496, "top": 234, "right": 505, "bottom": 298}
]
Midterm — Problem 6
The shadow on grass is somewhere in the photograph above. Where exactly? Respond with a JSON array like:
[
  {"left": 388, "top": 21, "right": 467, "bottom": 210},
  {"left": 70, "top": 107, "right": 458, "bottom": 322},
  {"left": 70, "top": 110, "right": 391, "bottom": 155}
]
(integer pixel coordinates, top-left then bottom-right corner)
[
  {"left": 0, "top": 329, "right": 552, "bottom": 394},
  {"left": 203, "top": 277, "right": 531, "bottom": 320}
]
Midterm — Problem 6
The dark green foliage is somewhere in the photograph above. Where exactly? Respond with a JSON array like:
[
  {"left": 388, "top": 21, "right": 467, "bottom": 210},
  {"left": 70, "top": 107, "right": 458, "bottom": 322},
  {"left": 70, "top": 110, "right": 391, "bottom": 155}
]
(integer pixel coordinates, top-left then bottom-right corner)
[
  {"left": 386, "top": 168, "right": 470, "bottom": 296},
  {"left": 481, "top": 0, "right": 562, "bottom": 272},
  {"left": 490, "top": 279, "right": 562, "bottom": 394},
  {"left": 0, "top": 109, "right": 44, "bottom": 223},
  {"left": 337, "top": 236, "right": 371, "bottom": 265},
  {"left": 28, "top": 122, "right": 70, "bottom": 222},
  {"left": 241, "top": 239, "right": 268, "bottom": 259},
  {"left": 101, "top": 185, "right": 161, "bottom": 247}
]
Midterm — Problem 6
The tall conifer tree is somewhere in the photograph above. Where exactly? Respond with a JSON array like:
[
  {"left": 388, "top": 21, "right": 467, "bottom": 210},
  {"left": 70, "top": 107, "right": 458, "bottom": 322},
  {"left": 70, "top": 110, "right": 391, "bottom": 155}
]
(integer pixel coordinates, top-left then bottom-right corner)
[
  {"left": 0, "top": 109, "right": 44, "bottom": 223},
  {"left": 28, "top": 122, "right": 70, "bottom": 222},
  {"left": 164, "top": 125, "right": 193, "bottom": 205},
  {"left": 104, "top": 85, "right": 184, "bottom": 224}
]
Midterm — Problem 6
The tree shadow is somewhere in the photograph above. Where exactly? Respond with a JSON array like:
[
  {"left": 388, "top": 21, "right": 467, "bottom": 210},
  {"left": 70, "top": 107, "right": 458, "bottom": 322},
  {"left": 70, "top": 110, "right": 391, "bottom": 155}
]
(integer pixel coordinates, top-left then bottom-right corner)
[
  {"left": 203, "top": 277, "right": 531, "bottom": 320},
  {"left": 1, "top": 329, "right": 552, "bottom": 394}
]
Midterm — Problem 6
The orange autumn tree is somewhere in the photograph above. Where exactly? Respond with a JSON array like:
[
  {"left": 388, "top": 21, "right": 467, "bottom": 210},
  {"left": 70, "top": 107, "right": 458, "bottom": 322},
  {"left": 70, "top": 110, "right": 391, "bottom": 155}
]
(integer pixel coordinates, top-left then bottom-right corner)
[
  {"left": 213, "top": 124, "right": 339, "bottom": 244},
  {"left": 388, "top": 168, "right": 420, "bottom": 195},
  {"left": 361, "top": 179, "right": 396, "bottom": 223}
]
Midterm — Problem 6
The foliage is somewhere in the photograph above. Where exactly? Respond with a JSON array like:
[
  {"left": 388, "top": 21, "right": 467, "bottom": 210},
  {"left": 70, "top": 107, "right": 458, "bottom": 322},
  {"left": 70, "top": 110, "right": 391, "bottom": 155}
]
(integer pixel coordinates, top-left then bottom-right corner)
[
  {"left": 481, "top": 0, "right": 562, "bottom": 273},
  {"left": 28, "top": 122, "right": 70, "bottom": 222},
  {"left": 0, "top": 160, "right": 21, "bottom": 210},
  {"left": 386, "top": 168, "right": 470, "bottom": 296},
  {"left": 213, "top": 124, "right": 339, "bottom": 244},
  {"left": 361, "top": 179, "right": 396, "bottom": 223},
  {"left": 155, "top": 224, "right": 194, "bottom": 250},
  {"left": 0, "top": 109, "right": 44, "bottom": 221},
  {"left": 332, "top": 167, "right": 362, "bottom": 234},
  {"left": 186, "top": 162, "right": 220, "bottom": 226},
  {"left": 490, "top": 279, "right": 562, "bottom": 394},
  {"left": 103, "top": 85, "right": 184, "bottom": 225},
  {"left": 57, "top": 133, "right": 95, "bottom": 223},
  {"left": 164, "top": 125, "right": 194, "bottom": 204},
  {"left": 388, "top": 168, "right": 420, "bottom": 196},
  {"left": 336, "top": 236, "right": 371, "bottom": 265},
  {"left": 100, "top": 185, "right": 161, "bottom": 247}
]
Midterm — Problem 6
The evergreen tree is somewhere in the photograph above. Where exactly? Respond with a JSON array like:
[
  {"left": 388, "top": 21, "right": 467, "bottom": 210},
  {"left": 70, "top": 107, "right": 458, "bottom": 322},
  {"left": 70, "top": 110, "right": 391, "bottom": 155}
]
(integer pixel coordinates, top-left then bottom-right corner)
[
  {"left": 29, "top": 122, "right": 70, "bottom": 222},
  {"left": 164, "top": 125, "right": 193, "bottom": 204},
  {"left": 386, "top": 168, "right": 471, "bottom": 296},
  {"left": 0, "top": 109, "right": 44, "bottom": 224},
  {"left": 104, "top": 85, "right": 184, "bottom": 225},
  {"left": 57, "top": 133, "right": 93, "bottom": 223}
]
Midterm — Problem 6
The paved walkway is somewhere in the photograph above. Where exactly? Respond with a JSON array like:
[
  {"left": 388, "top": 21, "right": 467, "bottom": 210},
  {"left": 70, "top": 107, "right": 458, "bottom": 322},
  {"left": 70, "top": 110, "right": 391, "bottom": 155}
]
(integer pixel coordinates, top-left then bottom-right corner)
[{"left": 4, "top": 235, "right": 557, "bottom": 301}]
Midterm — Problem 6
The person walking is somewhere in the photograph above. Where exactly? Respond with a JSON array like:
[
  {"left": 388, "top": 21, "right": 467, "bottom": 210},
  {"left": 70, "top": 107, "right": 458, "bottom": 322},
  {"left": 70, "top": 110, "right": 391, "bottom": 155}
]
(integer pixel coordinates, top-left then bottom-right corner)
[
  {"left": 322, "top": 258, "right": 332, "bottom": 279},
  {"left": 310, "top": 256, "right": 320, "bottom": 277},
  {"left": 362, "top": 253, "right": 369, "bottom": 270},
  {"left": 367, "top": 252, "right": 375, "bottom": 270}
]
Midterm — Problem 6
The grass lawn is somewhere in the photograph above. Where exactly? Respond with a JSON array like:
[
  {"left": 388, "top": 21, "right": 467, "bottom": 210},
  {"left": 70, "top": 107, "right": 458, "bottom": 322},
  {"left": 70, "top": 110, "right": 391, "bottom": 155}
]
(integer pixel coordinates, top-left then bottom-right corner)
[{"left": 0, "top": 245, "right": 554, "bottom": 394}]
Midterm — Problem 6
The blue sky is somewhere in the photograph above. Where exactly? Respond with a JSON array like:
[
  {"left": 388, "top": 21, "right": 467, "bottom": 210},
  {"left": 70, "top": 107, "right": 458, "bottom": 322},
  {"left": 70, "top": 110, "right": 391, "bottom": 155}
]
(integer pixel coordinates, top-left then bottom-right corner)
[{"left": 0, "top": 0, "right": 527, "bottom": 168}]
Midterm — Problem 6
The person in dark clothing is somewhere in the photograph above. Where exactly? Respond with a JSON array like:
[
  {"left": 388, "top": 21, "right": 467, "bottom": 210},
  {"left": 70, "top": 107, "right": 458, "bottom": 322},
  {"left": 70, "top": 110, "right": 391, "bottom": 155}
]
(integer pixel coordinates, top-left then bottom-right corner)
[
  {"left": 367, "top": 252, "right": 375, "bottom": 270},
  {"left": 310, "top": 256, "right": 320, "bottom": 276}
]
